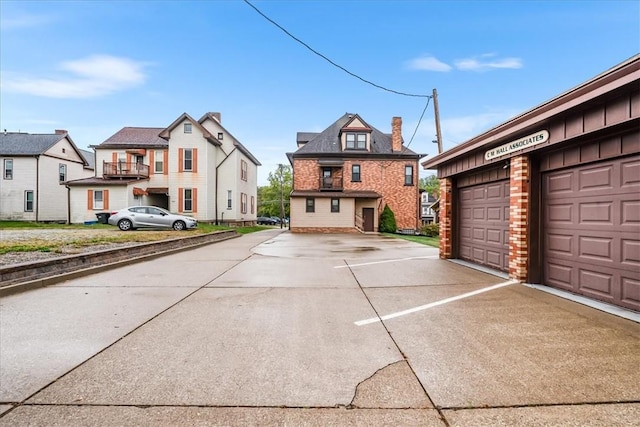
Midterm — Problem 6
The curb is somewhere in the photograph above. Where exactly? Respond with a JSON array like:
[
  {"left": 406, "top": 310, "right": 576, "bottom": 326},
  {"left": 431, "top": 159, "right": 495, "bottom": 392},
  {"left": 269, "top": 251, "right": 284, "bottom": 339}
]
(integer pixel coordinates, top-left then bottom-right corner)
[{"left": 0, "top": 230, "right": 240, "bottom": 297}]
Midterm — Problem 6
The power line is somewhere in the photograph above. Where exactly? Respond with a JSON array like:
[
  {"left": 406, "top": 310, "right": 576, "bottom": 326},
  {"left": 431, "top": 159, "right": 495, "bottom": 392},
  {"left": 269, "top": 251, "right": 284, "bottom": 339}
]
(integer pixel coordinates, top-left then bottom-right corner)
[
  {"left": 243, "top": 0, "right": 431, "bottom": 99},
  {"left": 404, "top": 96, "right": 431, "bottom": 151}
]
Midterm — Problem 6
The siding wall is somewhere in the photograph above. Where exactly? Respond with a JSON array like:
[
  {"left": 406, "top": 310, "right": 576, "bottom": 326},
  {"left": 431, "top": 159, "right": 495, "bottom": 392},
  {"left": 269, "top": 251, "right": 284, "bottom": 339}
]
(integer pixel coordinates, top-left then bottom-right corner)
[
  {"left": 0, "top": 157, "right": 37, "bottom": 220},
  {"left": 290, "top": 197, "right": 356, "bottom": 232}
]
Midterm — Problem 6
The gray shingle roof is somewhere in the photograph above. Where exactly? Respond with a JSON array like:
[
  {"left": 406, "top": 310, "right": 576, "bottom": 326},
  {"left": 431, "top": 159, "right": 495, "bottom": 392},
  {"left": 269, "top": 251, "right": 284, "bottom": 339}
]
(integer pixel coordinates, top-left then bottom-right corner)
[
  {"left": 99, "top": 127, "right": 167, "bottom": 147},
  {"left": 0, "top": 132, "right": 64, "bottom": 155},
  {"left": 79, "top": 149, "right": 95, "bottom": 170},
  {"left": 293, "top": 113, "right": 419, "bottom": 156}
]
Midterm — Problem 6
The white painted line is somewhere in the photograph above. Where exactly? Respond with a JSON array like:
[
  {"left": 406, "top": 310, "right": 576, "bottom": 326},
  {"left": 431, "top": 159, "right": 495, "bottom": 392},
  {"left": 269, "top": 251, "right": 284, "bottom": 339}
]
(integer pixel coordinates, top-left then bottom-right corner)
[
  {"left": 355, "top": 279, "right": 519, "bottom": 326},
  {"left": 335, "top": 255, "right": 439, "bottom": 269}
]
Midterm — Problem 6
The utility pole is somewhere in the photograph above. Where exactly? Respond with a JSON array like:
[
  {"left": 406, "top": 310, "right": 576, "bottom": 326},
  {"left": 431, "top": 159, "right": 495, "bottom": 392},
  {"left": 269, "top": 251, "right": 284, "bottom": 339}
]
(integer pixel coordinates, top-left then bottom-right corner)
[{"left": 433, "top": 88, "right": 443, "bottom": 154}]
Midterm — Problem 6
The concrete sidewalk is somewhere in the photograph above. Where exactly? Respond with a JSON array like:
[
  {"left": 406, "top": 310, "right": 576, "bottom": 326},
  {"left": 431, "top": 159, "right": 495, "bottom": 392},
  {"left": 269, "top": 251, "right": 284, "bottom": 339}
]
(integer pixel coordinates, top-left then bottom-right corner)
[{"left": 1, "top": 231, "right": 638, "bottom": 426}]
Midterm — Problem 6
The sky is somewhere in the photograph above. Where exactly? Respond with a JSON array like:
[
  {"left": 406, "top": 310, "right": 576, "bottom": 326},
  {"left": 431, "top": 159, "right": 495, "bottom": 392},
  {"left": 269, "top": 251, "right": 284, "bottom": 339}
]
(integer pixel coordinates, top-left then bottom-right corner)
[{"left": 1, "top": 0, "right": 638, "bottom": 186}]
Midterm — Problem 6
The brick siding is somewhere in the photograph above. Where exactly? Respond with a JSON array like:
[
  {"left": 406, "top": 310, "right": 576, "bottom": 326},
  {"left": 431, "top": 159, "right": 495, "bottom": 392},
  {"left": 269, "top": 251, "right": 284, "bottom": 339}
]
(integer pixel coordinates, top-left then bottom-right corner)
[
  {"left": 439, "top": 178, "right": 453, "bottom": 258},
  {"left": 508, "top": 155, "right": 529, "bottom": 281}
]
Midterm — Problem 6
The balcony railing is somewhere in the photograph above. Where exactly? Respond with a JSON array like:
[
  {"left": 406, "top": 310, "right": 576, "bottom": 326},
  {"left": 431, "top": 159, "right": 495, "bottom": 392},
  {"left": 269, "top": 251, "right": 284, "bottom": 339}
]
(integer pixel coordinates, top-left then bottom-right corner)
[
  {"left": 103, "top": 161, "right": 149, "bottom": 178},
  {"left": 320, "top": 176, "right": 343, "bottom": 191}
]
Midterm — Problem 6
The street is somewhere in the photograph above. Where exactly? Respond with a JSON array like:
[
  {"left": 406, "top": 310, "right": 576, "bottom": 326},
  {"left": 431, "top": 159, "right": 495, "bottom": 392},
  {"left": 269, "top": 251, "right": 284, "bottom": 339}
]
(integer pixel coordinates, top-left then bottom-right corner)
[{"left": 1, "top": 229, "right": 639, "bottom": 426}]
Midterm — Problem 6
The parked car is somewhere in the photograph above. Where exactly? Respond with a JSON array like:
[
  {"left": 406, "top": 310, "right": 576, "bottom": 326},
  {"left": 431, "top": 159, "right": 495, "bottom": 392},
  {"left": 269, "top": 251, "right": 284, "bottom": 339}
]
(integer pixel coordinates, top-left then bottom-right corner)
[
  {"left": 257, "top": 216, "right": 278, "bottom": 225},
  {"left": 270, "top": 216, "right": 282, "bottom": 224},
  {"left": 108, "top": 206, "right": 197, "bottom": 231}
]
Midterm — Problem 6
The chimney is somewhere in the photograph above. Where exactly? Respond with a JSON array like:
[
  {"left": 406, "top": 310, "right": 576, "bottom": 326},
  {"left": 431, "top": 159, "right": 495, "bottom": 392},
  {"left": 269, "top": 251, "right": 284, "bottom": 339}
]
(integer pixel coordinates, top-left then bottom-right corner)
[
  {"left": 55, "top": 129, "right": 68, "bottom": 135},
  {"left": 391, "top": 117, "right": 402, "bottom": 152},
  {"left": 211, "top": 112, "right": 221, "bottom": 123}
]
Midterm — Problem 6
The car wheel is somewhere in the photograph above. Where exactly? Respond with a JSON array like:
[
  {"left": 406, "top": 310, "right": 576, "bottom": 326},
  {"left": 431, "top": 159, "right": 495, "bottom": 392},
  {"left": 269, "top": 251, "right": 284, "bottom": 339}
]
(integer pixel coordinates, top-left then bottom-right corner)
[
  {"left": 173, "top": 220, "right": 186, "bottom": 231},
  {"left": 118, "top": 219, "right": 133, "bottom": 231}
]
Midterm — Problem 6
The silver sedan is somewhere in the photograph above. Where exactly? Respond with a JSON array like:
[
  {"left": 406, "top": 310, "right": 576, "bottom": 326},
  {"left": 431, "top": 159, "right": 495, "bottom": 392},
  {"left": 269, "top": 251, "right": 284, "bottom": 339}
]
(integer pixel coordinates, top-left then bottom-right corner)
[{"left": 108, "top": 206, "right": 197, "bottom": 231}]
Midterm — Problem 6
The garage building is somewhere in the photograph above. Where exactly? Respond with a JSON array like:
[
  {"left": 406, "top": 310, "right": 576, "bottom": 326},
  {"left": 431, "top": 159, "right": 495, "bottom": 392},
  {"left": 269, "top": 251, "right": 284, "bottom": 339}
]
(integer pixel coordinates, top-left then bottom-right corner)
[{"left": 422, "top": 55, "right": 639, "bottom": 312}]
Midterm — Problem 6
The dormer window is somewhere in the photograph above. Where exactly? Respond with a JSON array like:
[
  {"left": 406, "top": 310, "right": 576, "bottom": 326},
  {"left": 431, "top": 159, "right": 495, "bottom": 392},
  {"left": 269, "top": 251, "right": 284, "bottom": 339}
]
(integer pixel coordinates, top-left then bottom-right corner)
[{"left": 346, "top": 133, "right": 366, "bottom": 150}]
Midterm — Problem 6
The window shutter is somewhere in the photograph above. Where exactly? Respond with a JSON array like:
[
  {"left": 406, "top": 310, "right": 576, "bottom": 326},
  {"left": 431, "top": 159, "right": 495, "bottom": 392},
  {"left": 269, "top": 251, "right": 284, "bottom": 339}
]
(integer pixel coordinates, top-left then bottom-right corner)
[
  {"left": 163, "top": 150, "right": 169, "bottom": 175},
  {"left": 192, "top": 148, "right": 198, "bottom": 173},
  {"left": 192, "top": 188, "right": 198, "bottom": 213},
  {"left": 112, "top": 152, "right": 117, "bottom": 163},
  {"left": 178, "top": 187, "right": 183, "bottom": 213},
  {"left": 87, "top": 190, "right": 93, "bottom": 210},
  {"left": 178, "top": 149, "right": 184, "bottom": 173},
  {"left": 149, "top": 150, "right": 154, "bottom": 175},
  {"left": 104, "top": 189, "right": 109, "bottom": 210}
]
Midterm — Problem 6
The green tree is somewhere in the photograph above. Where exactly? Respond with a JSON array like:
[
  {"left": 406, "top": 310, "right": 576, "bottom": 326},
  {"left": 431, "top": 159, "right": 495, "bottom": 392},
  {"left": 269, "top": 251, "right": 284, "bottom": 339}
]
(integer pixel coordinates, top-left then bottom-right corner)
[
  {"left": 420, "top": 174, "right": 440, "bottom": 198},
  {"left": 379, "top": 204, "right": 397, "bottom": 233},
  {"left": 258, "top": 164, "right": 292, "bottom": 218}
]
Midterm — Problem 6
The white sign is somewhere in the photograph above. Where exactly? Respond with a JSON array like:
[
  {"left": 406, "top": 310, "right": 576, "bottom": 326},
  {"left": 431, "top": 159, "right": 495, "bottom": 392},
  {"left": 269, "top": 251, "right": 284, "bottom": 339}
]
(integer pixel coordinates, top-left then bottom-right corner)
[{"left": 485, "top": 130, "right": 549, "bottom": 161}]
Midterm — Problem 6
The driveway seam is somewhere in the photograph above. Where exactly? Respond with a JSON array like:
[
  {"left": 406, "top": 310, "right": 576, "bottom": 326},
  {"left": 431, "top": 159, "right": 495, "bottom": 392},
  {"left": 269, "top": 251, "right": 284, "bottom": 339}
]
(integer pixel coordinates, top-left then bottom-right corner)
[{"left": 343, "top": 259, "right": 451, "bottom": 427}]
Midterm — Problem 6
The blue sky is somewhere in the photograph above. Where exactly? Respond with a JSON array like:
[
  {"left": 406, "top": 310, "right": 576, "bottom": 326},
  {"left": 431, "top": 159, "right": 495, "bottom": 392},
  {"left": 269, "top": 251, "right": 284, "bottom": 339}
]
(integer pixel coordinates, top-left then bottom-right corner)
[{"left": 1, "top": 0, "right": 638, "bottom": 185}]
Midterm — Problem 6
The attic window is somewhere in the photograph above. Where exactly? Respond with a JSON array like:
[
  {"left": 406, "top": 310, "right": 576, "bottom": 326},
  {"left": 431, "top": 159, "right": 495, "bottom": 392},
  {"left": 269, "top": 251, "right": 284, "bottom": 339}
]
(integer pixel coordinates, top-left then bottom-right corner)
[
  {"left": 346, "top": 133, "right": 366, "bottom": 149},
  {"left": 62, "top": 148, "right": 66, "bottom": 153},
  {"left": 218, "top": 132, "right": 223, "bottom": 140},
  {"left": 184, "top": 123, "right": 192, "bottom": 133}
]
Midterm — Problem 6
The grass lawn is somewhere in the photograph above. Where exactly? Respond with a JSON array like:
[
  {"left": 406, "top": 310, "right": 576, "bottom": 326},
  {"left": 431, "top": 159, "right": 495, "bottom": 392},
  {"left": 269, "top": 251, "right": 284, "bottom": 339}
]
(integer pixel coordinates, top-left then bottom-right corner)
[
  {"left": 0, "top": 221, "right": 273, "bottom": 254},
  {"left": 382, "top": 232, "right": 440, "bottom": 248}
]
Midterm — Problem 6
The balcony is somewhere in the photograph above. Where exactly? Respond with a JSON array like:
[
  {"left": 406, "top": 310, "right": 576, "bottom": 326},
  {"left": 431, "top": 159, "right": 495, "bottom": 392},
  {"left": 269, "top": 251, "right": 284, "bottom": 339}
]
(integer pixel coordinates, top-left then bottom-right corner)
[
  {"left": 103, "top": 161, "right": 149, "bottom": 179},
  {"left": 320, "top": 176, "right": 343, "bottom": 191}
]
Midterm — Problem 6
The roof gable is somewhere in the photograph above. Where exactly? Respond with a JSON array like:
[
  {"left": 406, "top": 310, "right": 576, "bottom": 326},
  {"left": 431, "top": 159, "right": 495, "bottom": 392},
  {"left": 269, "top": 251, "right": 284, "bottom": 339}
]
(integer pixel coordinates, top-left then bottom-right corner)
[
  {"left": 199, "top": 112, "right": 261, "bottom": 165},
  {"left": 159, "top": 112, "right": 219, "bottom": 145},
  {"left": 0, "top": 132, "right": 64, "bottom": 155}
]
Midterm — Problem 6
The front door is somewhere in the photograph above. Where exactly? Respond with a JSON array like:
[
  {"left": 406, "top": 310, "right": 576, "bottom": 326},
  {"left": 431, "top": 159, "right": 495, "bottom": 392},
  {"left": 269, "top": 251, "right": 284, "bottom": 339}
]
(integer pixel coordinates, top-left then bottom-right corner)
[{"left": 363, "top": 208, "right": 374, "bottom": 232}]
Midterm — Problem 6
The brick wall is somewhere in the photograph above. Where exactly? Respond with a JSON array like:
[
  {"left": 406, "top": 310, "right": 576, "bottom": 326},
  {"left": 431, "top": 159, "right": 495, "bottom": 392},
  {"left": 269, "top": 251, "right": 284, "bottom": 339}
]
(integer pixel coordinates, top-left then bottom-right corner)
[
  {"left": 508, "top": 155, "right": 529, "bottom": 281},
  {"left": 439, "top": 177, "right": 453, "bottom": 258},
  {"left": 293, "top": 158, "right": 419, "bottom": 230}
]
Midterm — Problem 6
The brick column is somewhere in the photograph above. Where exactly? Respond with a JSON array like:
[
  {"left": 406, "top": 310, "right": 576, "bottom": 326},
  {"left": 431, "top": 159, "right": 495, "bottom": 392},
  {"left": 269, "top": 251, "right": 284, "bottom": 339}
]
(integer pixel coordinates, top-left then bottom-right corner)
[
  {"left": 509, "top": 155, "right": 530, "bottom": 281},
  {"left": 439, "top": 177, "right": 453, "bottom": 259}
]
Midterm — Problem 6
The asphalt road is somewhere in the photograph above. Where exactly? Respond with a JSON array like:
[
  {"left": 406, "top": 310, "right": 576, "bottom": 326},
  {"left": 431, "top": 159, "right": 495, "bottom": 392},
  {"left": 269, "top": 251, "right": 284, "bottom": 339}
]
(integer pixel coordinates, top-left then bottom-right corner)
[{"left": 1, "top": 229, "right": 639, "bottom": 426}]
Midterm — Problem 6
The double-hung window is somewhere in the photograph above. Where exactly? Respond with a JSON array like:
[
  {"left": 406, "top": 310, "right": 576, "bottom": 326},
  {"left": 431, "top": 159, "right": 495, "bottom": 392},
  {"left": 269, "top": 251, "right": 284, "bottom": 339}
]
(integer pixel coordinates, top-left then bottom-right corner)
[
  {"left": 331, "top": 198, "right": 340, "bottom": 213},
  {"left": 24, "top": 190, "right": 34, "bottom": 212},
  {"left": 94, "top": 190, "right": 104, "bottom": 210},
  {"left": 241, "top": 193, "right": 247, "bottom": 214},
  {"left": 351, "top": 164, "right": 361, "bottom": 182},
  {"left": 154, "top": 150, "right": 164, "bottom": 173},
  {"left": 404, "top": 165, "right": 414, "bottom": 185},
  {"left": 3, "top": 159, "right": 13, "bottom": 179},
  {"left": 183, "top": 188, "right": 193, "bottom": 211},
  {"left": 59, "top": 164, "right": 67, "bottom": 182},
  {"left": 306, "top": 197, "right": 315, "bottom": 213},
  {"left": 184, "top": 123, "right": 192, "bottom": 133},
  {"left": 241, "top": 160, "right": 248, "bottom": 181},
  {"left": 227, "top": 190, "right": 232, "bottom": 209},
  {"left": 183, "top": 149, "right": 193, "bottom": 171}
]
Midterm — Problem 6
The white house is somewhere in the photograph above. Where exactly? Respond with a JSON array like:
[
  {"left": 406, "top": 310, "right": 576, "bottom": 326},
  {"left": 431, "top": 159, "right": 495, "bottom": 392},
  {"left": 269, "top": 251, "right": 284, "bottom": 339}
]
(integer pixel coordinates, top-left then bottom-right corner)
[
  {"left": 0, "top": 130, "right": 92, "bottom": 222},
  {"left": 65, "top": 112, "right": 260, "bottom": 225}
]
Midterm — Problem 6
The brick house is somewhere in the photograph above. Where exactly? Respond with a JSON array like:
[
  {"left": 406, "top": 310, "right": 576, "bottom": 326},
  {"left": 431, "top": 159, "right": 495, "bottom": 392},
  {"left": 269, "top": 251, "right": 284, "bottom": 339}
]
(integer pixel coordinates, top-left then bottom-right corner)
[
  {"left": 287, "top": 113, "right": 424, "bottom": 233},
  {"left": 65, "top": 112, "right": 260, "bottom": 225}
]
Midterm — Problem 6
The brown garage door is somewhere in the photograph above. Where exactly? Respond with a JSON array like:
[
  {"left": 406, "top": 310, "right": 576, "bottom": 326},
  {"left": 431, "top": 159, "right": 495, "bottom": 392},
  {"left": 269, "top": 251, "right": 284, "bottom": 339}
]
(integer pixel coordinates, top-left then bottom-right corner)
[
  {"left": 458, "top": 180, "right": 510, "bottom": 271},
  {"left": 543, "top": 155, "right": 640, "bottom": 311}
]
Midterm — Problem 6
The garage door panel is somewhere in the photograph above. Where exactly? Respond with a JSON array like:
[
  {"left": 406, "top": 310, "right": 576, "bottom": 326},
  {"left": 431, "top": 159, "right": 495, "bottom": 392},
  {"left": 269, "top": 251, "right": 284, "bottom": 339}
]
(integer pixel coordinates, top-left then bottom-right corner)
[
  {"left": 621, "top": 239, "right": 640, "bottom": 267},
  {"left": 458, "top": 179, "right": 509, "bottom": 272},
  {"left": 621, "top": 277, "right": 640, "bottom": 309},
  {"left": 621, "top": 200, "right": 640, "bottom": 225},
  {"left": 543, "top": 154, "right": 640, "bottom": 310},
  {"left": 579, "top": 164, "right": 613, "bottom": 191}
]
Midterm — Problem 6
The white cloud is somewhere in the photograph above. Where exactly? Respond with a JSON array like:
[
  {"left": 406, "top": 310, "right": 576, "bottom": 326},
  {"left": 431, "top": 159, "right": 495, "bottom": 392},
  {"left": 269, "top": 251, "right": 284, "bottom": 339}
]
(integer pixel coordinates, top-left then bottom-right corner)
[
  {"left": 1, "top": 55, "right": 149, "bottom": 98},
  {"left": 405, "top": 56, "right": 452, "bottom": 72},
  {"left": 0, "top": 13, "right": 53, "bottom": 31},
  {"left": 455, "top": 54, "right": 523, "bottom": 71}
]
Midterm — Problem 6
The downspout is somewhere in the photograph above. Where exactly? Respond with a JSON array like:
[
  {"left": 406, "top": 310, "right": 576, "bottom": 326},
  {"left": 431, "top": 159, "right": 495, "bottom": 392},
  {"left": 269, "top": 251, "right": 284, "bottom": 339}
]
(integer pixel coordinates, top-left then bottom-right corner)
[
  {"left": 66, "top": 185, "right": 71, "bottom": 224},
  {"left": 35, "top": 155, "right": 40, "bottom": 222},
  {"left": 215, "top": 147, "right": 236, "bottom": 225}
]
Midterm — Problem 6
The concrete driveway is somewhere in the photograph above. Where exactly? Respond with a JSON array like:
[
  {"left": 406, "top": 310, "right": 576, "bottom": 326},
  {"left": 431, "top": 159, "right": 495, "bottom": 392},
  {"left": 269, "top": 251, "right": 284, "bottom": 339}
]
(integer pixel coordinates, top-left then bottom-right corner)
[{"left": 1, "top": 230, "right": 638, "bottom": 426}]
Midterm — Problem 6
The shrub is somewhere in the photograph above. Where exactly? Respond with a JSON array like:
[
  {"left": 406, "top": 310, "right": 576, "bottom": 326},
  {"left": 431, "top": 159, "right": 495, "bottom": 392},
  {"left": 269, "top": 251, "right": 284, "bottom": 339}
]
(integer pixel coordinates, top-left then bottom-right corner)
[
  {"left": 379, "top": 204, "right": 397, "bottom": 233},
  {"left": 420, "top": 223, "right": 439, "bottom": 237}
]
